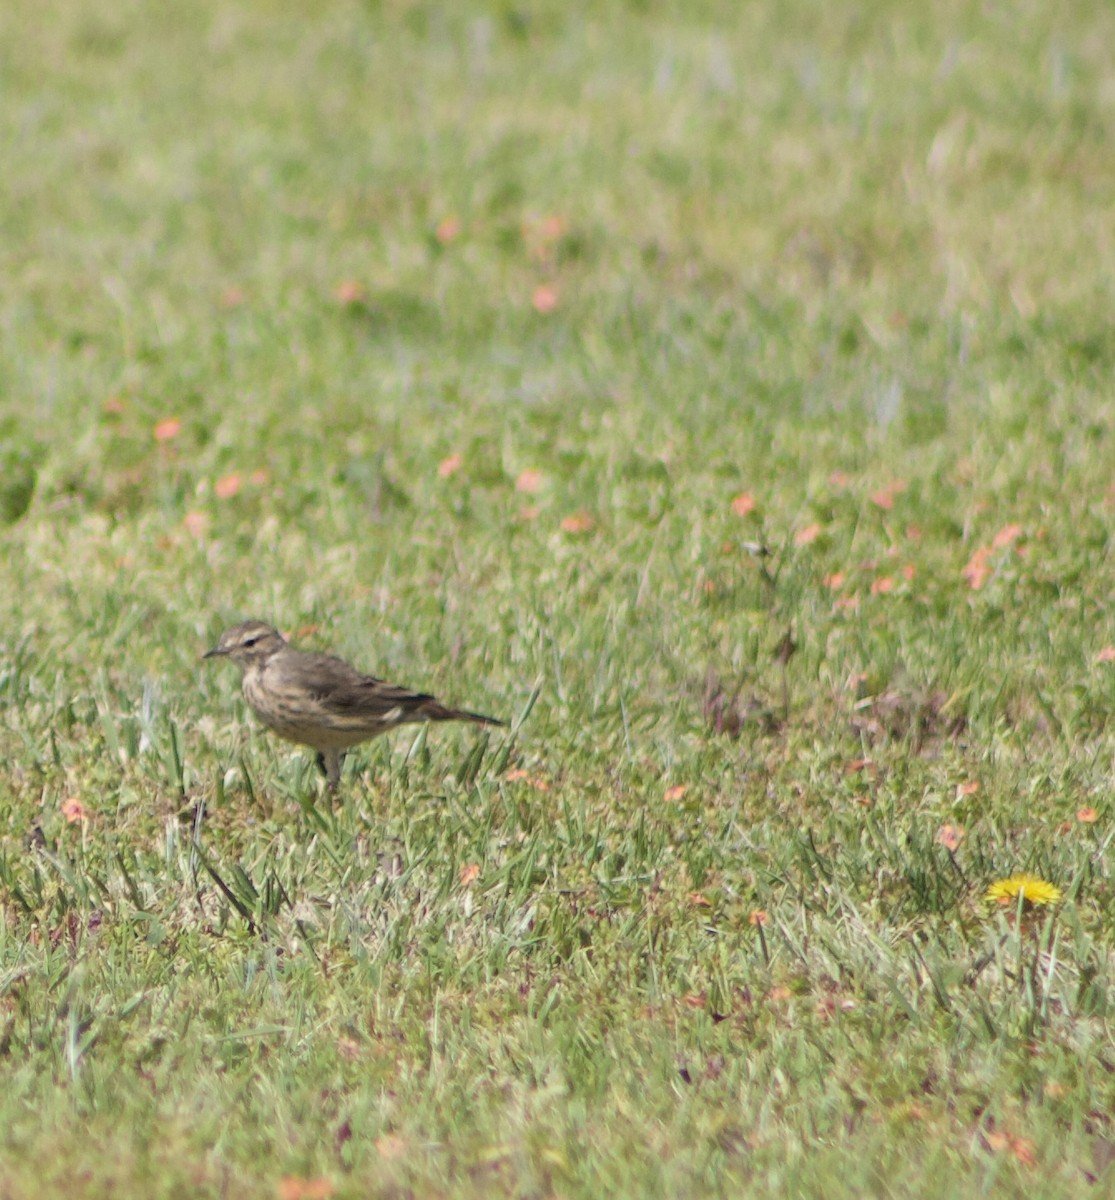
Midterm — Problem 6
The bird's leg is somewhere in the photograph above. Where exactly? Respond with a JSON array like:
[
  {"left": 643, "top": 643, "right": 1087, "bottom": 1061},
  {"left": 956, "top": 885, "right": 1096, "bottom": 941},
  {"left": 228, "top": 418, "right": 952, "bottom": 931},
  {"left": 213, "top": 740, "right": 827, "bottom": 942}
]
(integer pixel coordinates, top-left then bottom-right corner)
[
  {"left": 320, "top": 749, "right": 344, "bottom": 792},
  {"left": 315, "top": 751, "right": 327, "bottom": 777}
]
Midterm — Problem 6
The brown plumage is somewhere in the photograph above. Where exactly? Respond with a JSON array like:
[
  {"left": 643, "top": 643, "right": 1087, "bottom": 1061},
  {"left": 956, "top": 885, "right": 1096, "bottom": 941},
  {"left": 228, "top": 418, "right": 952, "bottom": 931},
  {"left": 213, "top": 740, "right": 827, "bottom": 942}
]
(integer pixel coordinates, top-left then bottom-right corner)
[{"left": 204, "top": 619, "right": 503, "bottom": 789}]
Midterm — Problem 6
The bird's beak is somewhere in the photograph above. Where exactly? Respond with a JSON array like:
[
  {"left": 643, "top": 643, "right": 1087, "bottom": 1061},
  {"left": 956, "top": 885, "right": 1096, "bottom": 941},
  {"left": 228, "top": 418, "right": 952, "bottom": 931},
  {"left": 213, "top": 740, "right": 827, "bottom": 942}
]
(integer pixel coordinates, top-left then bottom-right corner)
[{"left": 203, "top": 646, "right": 227, "bottom": 659}]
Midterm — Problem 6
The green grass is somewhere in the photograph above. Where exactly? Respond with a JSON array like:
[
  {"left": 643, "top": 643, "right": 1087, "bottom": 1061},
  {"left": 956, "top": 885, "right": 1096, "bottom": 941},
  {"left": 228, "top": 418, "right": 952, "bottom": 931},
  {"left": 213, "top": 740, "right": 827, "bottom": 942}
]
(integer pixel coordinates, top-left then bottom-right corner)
[{"left": 2, "top": 0, "right": 1115, "bottom": 1195}]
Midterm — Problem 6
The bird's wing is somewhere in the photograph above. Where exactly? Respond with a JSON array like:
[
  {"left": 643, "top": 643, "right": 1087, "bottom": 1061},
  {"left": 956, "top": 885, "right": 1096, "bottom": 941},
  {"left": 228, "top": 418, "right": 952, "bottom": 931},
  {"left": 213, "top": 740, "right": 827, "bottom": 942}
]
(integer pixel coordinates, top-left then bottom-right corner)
[{"left": 298, "top": 653, "right": 436, "bottom": 718}]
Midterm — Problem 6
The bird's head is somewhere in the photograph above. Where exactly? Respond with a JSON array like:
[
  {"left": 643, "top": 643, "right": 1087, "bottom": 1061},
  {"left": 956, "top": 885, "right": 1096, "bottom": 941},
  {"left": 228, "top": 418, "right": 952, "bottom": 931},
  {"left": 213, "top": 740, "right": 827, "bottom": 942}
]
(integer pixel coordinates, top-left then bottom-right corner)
[{"left": 204, "top": 620, "right": 287, "bottom": 670}]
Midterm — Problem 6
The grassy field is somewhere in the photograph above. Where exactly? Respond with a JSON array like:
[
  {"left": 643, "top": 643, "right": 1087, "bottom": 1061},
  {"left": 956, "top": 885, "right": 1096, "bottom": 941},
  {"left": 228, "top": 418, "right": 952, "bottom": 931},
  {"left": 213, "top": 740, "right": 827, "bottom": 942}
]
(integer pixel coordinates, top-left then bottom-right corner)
[{"left": 2, "top": 0, "right": 1115, "bottom": 1195}]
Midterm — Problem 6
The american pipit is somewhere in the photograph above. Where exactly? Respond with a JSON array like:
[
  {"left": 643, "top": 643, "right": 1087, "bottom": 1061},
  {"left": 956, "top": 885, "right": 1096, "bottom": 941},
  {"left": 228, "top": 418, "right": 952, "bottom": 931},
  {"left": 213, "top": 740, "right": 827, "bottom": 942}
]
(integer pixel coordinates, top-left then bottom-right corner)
[{"left": 204, "top": 620, "right": 503, "bottom": 790}]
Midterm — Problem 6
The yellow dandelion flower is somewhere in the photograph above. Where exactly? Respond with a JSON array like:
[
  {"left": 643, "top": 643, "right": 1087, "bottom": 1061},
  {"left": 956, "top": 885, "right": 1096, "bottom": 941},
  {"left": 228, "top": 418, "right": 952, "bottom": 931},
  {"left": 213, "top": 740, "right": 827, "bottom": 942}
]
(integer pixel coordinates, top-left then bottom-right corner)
[{"left": 984, "top": 873, "right": 1062, "bottom": 907}]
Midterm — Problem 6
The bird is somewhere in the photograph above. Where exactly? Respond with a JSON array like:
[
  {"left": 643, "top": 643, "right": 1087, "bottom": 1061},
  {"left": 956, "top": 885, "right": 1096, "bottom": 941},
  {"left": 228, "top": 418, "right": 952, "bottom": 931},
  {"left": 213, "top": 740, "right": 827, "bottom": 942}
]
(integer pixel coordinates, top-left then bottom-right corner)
[{"left": 204, "top": 619, "right": 503, "bottom": 790}]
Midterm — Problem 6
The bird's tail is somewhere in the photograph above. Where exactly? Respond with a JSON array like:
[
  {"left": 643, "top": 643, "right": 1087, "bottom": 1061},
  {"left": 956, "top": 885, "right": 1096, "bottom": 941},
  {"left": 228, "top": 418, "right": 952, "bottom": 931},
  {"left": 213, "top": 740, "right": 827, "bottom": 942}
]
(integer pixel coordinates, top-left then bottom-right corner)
[{"left": 422, "top": 701, "right": 505, "bottom": 727}]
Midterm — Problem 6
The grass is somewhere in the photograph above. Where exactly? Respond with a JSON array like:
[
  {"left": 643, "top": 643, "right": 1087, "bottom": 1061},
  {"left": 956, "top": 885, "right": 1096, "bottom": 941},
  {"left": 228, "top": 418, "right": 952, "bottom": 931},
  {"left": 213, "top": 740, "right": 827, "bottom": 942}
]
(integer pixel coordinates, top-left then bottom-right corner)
[{"left": 2, "top": 0, "right": 1115, "bottom": 1195}]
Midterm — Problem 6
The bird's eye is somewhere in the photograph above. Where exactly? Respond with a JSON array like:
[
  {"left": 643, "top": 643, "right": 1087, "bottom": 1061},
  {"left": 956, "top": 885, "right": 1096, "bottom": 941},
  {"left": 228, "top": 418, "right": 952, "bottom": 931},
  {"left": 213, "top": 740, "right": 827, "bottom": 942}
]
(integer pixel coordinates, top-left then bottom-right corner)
[{"left": 244, "top": 636, "right": 259, "bottom": 647}]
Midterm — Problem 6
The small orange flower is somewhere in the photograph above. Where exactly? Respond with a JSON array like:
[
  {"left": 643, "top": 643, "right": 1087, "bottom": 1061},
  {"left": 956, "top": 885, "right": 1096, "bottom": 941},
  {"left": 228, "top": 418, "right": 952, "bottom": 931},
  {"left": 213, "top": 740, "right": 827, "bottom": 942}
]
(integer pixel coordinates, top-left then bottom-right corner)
[
  {"left": 794, "top": 522, "right": 823, "bottom": 546},
  {"left": 214, "top": 473, "right": 242, "bottom": 500},
  {"left": 153, "top": 417, "right": 181, "bottom": 442},
  {"left": 531, "top": 284, "right": 559, "bottom": 313},
  {"left": 61, "top": 797, "right": 87, "bottom": 824},
  {"left": 182, "top": 511, "right": 209, "bottom": 538},
  {"left": 992, "top": 523, "right": 1024, "bottom": 549},
  {"left": 437, "top": 453, "right": 463, "bottom": 478},
  {"left": 935, "top": 824, "right": 964, "bottom": 852},
  {"left": 962, "top": 545, "right": 992, "bottom": 590},
  {"left": 278, "top": 1177, "right": 335, "bottom": 1200},
  {"left": 560, "top": 511, "right": 595, "bottom": 534},
  {"left": 730, "top": 492, "right": 756, "bottom": 517},
  {"left": 435, "top": 215, "right": 462, "bottom": 244},
  {"left": 1077, "top": 807, "right": 1099, "bottom": 824},
  {"left": 748, "top": 909, "right": 769, "bottom": 926},
  {"left": 334, "top": 280, "right": 366, "bottom": 305},
  {"left": 982, "top": 1130, "right": 1037, "bottom": 1169},
  {"left": 374, "top": 1135, "right": 407, "bottom": 1161},
  {"left": 870, "top": 481, "right": 907, "bottom": 510},
  {"left": 515, "top": 468, "right": 543, "bottom": 494},
  {"left": 502, "top": 768, "right": 550, "bottom": 790},
  {"left": 459, "top": 863, "right": 481, "bottom": 886}
]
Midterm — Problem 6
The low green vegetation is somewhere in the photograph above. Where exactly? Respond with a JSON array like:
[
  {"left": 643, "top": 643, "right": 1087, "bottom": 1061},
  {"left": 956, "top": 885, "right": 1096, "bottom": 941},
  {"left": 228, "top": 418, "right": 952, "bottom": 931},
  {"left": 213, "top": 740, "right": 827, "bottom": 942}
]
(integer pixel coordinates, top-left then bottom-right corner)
[{"left": 2, "top": 1, "right": 1114, "bottom": 1195}]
